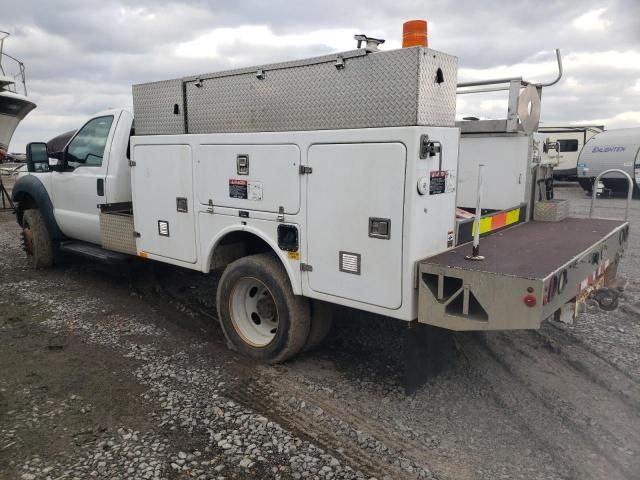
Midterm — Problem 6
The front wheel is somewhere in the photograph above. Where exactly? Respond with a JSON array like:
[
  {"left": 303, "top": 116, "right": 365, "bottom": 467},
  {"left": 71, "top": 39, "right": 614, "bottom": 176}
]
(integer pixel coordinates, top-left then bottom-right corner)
[
  {"left": 216, "top": 253, "right": 310, "bottom": 363},
  {"left": 21, "top": 209, "right": 54, "bottom": 269}
]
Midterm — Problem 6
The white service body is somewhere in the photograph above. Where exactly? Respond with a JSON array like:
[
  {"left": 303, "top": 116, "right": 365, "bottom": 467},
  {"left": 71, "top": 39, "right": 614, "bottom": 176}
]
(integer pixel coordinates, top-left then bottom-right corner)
[{"left": 130, "top": 126, "right": 460, "bottom": 321}]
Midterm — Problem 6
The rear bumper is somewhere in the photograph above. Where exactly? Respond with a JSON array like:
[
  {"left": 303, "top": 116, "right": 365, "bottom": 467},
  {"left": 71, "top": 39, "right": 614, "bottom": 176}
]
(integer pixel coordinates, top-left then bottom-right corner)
[{"left": 418, "top": 218, "right": 629, "bottom": 331}]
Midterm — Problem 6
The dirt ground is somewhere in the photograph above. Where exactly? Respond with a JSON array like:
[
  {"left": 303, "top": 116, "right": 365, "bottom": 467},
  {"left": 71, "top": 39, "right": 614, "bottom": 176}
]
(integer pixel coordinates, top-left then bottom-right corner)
[{"left": 1, "top": 180, "right": 639, "bottom": 480}]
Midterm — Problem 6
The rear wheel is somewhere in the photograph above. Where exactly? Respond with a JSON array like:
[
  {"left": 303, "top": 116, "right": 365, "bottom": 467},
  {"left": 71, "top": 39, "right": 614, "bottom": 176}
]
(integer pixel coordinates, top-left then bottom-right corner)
[
  {"left": 21, "top": 209, "right": 54, "bottom": 269},
  {"left": 217, "top": 253, "right": 310, "bottom": 363}
]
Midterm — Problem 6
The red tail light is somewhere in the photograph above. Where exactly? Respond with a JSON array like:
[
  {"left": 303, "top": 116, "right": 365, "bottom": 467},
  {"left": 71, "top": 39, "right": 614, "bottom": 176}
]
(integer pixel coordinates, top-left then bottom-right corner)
[{"left": 524, "top": 294, "right": 537, "bottom": 307}]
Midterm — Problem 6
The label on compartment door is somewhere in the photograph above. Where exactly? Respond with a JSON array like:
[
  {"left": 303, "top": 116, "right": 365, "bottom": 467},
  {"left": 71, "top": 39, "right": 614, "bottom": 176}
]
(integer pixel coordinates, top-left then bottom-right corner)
[
  {"left": 229, "top": 179, "right": 248, "bottom": 199},
  {"left": 229, "top": 179, "right": 263, "bottom": 201},
  {"left": 429, "top": 170, "right": 456, "bottom": 195},
  {"left": 248, "top": 181, "right": 263, "bottom": 201}
]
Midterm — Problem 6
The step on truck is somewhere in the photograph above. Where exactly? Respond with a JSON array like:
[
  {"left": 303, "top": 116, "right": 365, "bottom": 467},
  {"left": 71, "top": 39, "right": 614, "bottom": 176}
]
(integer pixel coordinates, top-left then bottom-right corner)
[{"left": 12, "top": 23, "right": 629, "bottom": 365}]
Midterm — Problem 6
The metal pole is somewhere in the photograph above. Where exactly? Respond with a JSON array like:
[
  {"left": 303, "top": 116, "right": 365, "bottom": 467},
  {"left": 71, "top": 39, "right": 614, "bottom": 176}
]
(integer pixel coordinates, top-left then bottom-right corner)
[
  {"left": 466, "top": 164, "right": 485, "bottom": 261},
  {"left": 589, "top": 168, "right": 634, "bottom": 221}
]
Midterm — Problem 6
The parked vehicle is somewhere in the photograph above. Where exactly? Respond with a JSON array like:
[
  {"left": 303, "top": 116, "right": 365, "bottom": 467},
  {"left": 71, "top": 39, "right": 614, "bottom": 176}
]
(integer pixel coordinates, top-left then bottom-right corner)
[
  {"left": 538, "top": 124, "right": 604, "bottom": 179},
  {"left": 11, "top": 25, "right": 629, "bottom": 365},
  {"left": 0, "top": 31, "right": 36, "bottom": 156},
  {"left": 577, "top": 127, "right": 640, "bottom": 195},
  {"left": 0, "top": 31, "right": 35, "bottom": 209}
]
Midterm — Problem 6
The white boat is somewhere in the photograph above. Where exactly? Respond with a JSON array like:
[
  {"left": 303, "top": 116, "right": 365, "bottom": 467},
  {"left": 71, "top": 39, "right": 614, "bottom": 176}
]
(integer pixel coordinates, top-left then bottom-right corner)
[{"left": 0, "top": 31, "right": 36, "bottom": 160}]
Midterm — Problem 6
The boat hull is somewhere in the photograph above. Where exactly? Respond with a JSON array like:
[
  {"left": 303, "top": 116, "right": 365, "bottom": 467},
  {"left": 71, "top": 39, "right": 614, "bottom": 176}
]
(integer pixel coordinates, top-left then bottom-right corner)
[{"left": 0, "top": 91, "right": 36, "bottom": 151}]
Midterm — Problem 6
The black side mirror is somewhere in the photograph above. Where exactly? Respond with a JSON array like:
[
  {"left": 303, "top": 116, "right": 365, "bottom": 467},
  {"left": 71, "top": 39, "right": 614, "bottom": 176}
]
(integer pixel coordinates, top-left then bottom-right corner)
[{"left": 26, "top": 142, "right": 50, "bottom": 173}]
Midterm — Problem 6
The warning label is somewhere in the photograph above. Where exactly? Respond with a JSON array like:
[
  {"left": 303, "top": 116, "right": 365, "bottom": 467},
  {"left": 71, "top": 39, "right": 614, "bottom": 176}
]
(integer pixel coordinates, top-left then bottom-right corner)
[
  {"left": 429, "top": 170, "right": 456, "bottom": 195},
  {"left": 229, "top": 179, "right": 264, "bottom": 201},
  {"left": 429, "top": 171, "right": 447, "bottom": 195},
  {"left": 229, "top": 179, "right": 248, "bottom": 199}
]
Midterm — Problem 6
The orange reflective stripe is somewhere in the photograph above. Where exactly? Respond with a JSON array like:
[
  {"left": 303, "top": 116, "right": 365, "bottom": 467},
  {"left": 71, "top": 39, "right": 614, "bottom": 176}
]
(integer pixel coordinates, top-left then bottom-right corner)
[{"left": 492, "top": 212, "right": 507, "bottom": 229}]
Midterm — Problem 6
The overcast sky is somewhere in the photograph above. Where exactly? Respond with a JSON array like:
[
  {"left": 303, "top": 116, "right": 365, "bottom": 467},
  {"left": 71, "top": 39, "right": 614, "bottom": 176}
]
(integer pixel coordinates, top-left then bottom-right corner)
[{"left": 4, "top": 0, "right": 640, "bottom": 151}]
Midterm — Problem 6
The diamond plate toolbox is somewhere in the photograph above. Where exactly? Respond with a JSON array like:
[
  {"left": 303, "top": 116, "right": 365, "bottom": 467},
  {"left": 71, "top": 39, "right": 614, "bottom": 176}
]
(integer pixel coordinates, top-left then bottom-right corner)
[
  {"left": 100, "top": 212, "right": 137, "bottom": 255},
  {"left": 133, "top": 47, "right": 457, "bottom": 135},
  {"left": 133, "top": 79, "right": 185, "bottom": 135}
]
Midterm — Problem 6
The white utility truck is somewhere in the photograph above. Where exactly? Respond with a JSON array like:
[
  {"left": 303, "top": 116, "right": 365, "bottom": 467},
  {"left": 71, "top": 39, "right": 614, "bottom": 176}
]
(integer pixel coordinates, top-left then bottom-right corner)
[{"left": 13, "top": 33, "right": 629, "bottom": 364}]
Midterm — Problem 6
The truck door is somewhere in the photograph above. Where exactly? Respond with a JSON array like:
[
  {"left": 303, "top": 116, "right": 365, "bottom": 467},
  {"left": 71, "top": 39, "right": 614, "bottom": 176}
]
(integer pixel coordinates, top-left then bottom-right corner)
[
  {"left": 306, "top": 143, "right": 406, "bottom": 309},
  {"left": 50, "top": 114, "right": 117, "bottom": 244}
]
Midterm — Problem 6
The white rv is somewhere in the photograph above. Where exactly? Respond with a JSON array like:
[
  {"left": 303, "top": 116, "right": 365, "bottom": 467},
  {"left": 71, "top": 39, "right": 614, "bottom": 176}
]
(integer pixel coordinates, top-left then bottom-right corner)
[
  {"left": 577, "top": 127, "right": 640, "bottom": 195},
  {"left": 538, "top": 124, "right": 604, "bottom": 179}
]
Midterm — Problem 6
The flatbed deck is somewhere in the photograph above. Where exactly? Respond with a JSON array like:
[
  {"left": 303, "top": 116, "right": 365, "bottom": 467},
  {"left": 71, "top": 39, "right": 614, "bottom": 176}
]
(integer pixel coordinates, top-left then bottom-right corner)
[
  {"left": 422, "top": 218, "right": 627, "bottom": 280},
  {"left": 418, "top": 217, "right": 629, "bottom": 331}
]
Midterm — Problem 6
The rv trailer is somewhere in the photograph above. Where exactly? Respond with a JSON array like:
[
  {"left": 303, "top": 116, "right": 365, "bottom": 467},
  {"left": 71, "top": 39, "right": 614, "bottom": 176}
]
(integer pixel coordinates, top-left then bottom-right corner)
[
  {"left": 538, "top": 124, "right": 604, "bottom": 180},
  {"left": 577, "top": 127, "right": 640, "bottom": 195}
]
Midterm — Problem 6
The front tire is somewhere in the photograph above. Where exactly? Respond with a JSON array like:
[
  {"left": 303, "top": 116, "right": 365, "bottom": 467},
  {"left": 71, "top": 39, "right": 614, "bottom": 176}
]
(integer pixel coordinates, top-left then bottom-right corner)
[
  {"left": 22, "top": 209, "right": 54, "bottom": 269},
  {"left": 217, "top": 253, "right": 310, "bottom": 363}
]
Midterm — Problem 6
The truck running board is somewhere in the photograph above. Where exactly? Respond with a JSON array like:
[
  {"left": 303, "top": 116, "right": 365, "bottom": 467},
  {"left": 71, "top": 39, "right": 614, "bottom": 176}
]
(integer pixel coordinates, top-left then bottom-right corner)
[
  {"left": 418, "top": 218, "right": 629, "bottom": 331},
  {"left": 59, "top": 241, "right": 132, "bottom": 265}
]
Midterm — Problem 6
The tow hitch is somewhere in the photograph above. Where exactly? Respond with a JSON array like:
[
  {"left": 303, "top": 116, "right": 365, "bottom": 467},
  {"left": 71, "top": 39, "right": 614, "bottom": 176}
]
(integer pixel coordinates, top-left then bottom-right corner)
[{"left": 591, "top": 288, "right": 621, "bottom": 311}]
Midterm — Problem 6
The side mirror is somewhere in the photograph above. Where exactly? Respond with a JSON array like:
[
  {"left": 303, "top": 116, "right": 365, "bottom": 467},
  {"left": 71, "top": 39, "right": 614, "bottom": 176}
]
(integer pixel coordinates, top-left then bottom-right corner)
[{"left": 26, "top": 142, "right": 50, "bottom": 173}]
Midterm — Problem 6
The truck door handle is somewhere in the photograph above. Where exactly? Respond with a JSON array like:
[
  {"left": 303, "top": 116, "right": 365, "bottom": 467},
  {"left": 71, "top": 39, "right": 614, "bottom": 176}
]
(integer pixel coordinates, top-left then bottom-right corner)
[{"left": 97, "top": 178, "right": 104, "bottom": 196}]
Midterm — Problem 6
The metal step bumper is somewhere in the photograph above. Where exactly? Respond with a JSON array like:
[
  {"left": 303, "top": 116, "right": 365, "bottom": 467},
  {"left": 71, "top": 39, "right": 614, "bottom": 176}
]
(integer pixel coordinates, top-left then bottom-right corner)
[{"left": 418, "top": 218, "right": 629, "bottom": 331}]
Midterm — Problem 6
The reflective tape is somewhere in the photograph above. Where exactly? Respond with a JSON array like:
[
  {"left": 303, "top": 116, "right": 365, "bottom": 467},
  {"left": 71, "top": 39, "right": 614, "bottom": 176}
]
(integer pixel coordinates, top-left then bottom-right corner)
[{"left": 473, "top": 207, "right": 521, "bottom": 235}]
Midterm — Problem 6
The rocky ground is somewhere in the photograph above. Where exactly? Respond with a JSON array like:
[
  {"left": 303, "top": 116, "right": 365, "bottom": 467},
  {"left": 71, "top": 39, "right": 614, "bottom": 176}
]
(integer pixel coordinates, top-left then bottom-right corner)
[{"left": 0, "top": 182, "right": 639, "bottom": 480}]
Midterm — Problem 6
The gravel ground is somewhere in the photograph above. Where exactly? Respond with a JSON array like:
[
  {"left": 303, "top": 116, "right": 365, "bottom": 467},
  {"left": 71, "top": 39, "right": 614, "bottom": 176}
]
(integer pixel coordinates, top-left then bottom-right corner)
[{"left": 0, "top": 181, "right": 639, "bottom": 480}]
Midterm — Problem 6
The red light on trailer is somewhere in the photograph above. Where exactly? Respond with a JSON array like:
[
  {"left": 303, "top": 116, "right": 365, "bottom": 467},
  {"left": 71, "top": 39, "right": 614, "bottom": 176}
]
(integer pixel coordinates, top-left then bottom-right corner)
[{"left": 523, "top": 294, "right": 537, "bottom": 307}]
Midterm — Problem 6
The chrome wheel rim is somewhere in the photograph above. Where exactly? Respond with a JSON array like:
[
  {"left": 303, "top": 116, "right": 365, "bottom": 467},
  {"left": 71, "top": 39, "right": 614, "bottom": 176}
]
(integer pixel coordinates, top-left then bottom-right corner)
[{"left": 229, "top": 277, "right": 278, "bottom": 347}]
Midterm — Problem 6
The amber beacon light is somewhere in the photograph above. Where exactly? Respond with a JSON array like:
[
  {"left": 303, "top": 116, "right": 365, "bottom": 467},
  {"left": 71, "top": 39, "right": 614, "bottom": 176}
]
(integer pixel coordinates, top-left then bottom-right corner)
[{"left": 402, "top": 19, "right": 428, "bottom": 48}]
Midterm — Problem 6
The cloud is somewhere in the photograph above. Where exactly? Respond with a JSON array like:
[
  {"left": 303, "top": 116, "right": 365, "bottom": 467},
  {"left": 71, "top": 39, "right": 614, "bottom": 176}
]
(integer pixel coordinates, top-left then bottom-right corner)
[
  {"left": 572, "top": 8, "right": 611, "bottom": 32},
  {"left": 4, "top": 0, "right": 640, "bottom": 152}
]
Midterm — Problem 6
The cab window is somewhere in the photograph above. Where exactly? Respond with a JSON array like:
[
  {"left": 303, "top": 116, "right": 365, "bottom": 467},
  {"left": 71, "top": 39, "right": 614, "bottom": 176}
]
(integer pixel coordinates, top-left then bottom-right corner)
[{"left": 66, "top": 116, "right": 114, "bottom": 168}]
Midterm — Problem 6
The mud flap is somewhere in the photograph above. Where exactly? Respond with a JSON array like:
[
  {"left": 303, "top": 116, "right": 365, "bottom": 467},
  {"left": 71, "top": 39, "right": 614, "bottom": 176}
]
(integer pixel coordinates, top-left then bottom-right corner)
[{"left": 402, "top": 322, "right": 455, "bottom": 395}]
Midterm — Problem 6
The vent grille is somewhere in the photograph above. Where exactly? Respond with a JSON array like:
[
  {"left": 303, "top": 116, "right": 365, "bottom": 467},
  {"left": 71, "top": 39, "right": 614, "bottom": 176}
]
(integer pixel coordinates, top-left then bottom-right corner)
[
  {"left": 158, "top": 220, "right": 170, "bottom": 237},
  {"left": 339, "top": 251, "right": 361, "bottom": 275}
]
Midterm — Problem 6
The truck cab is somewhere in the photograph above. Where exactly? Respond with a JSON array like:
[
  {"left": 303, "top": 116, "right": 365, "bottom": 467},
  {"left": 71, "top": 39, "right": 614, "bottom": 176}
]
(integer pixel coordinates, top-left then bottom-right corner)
[{"left": 14, "top": 108, "right": 133, "bottom": 245}]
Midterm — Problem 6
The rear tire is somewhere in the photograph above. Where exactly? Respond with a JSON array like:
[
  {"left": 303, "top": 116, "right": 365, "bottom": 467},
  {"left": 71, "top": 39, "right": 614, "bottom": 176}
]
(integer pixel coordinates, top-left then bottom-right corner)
[
  {"left": 22, "top": 209, "right": 54, "bottom": 269},
  {"left": 217, "top": 253, "right": 310, "bottom": 363}
]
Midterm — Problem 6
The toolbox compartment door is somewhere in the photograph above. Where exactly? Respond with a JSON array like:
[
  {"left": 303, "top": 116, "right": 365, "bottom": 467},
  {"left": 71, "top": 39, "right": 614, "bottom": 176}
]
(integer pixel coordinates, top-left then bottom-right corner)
[
  {"left": 306, "top": 143, "right": 406, "bottom": 309},
  {"left": 196, "top": 144, "right": 301, "bottom": 214},
  {"left": 132, "top": 144, "right": 197, "bottom": 263}
]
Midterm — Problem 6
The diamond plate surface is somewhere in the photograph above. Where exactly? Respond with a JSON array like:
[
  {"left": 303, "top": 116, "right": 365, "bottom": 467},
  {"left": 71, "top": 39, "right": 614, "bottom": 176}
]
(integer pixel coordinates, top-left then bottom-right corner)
[
  {"left": 133, "top": 47, "right": 457, "bottom": 134},
  {"left": 417, "top": 50, "right": 458, "bottom": 126},
  {"left": 132, "top": 79, "right": 185, "bottom": 135},
  {"left": 533, "top": 199, "right": 570, "bottom": 222},
  {"left": 100, "top": 213, "right": 137, "bottom": 255}
]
